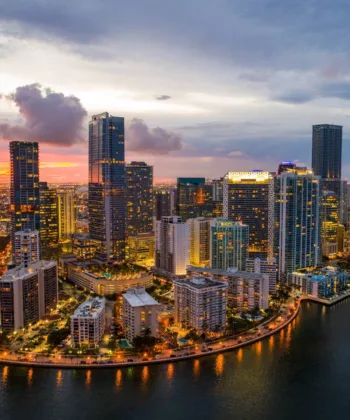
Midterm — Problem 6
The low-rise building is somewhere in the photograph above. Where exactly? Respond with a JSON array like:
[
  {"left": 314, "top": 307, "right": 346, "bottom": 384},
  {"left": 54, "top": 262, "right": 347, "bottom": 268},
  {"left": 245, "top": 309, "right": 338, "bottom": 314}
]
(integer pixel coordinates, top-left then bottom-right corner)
[
  {"left": 186, "top": 266, "right": 269, "bottom": 311},
  {"left": 67, "top": 262, "right": 153, "bottom": 295},
  {"left": 174, "top": 276, "right": 227, "bottom": 332},
  {"left": 122, "top": 287, "right": 160, "bottom": 341},
  {"left": 290, "top": 267, "right": 348, "bottom": 299},
  {"left": 127, "top": 233, "right": 155, "bottom": 266},
  {"left": 246, "top": 257, "right": 277, "bottom": 294},
  {"left": 0, "top": 260, "right": 58, "bottom": 333},
  {"left": 70, "top": 297, "right": 105, "bottom": 348},
  {"left": 72, "top": 233, "right": 96, "bottom": 260}
]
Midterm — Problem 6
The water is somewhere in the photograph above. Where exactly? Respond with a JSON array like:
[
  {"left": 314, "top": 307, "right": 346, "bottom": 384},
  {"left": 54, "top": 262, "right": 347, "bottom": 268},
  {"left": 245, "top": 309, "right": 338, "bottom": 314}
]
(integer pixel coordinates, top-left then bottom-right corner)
[{"left": 1, "top": 300, "right": 350, "bottom": 420}]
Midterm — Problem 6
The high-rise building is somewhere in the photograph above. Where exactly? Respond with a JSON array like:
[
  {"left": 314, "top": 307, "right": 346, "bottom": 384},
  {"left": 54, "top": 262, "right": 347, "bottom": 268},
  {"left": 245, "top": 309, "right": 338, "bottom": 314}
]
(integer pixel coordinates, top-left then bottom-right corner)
[
  {"left": 72, "top": 233, "right": 97, "bottom": 260},
  {"left": 278, "top": 161, "right": 296, "bottom": 175},
  {"left": 176, "top": 178, "right": 212, "bottom": 221},
  {"left": 321, "top": 191, "right": 339, "bottom": 258},
  {"left": 126, "top": 162, "right": 153, "bottom": 237},
  {"left": 70, "top": 297, "right": 105, "bottom": 348},
  {"left": 57, "top": 191, "right": 76, "bottom": 241},
  {"left": 312, "top": 124, "right": 342, "bottom": 179},
  {"left": 127, "top": 233, "right": 155, "bottom": 267},
  {"left": 155, "top": 216, "right": 190, "bottom": 275},
  {"left": 223, "top": 171, "right": 275, "bottom": 258},
  {"left": 10, "top": 141, "right": 40, "bottom": 260},
  {"left": 39, "top": 182, "right": 58, "bottom": 249},
  {"left": 88, "top": 112, "right": 126, "bottom": 262},
  {"left": 14, "top": 230, "right": 40, "bottom": 268},
  {"left": 187, "top": 217, "right": 211, "bottom": 267},
  {"left": 174, "top": 277, "right": 227, "bottom": 332},
  {"left": 0, "top": 260, "right": 58, "bottom": 333},
  {"left": 154, "top": 190, "right": 172, "bottom": 221},
  {"left": 275, "top": 167, "right": 321, "bottom": 279},
  {"left": 212, "top": 178, "right": 224, "bottom": 218},
  {"left": 245, "top": 257, "right": 277, "bottom": 294},
  {"left": 122, "top": 286, "right": 160, "bottom": 341},
  {"left": 210, "top": 218, "right": 249, "bottom": 271}
]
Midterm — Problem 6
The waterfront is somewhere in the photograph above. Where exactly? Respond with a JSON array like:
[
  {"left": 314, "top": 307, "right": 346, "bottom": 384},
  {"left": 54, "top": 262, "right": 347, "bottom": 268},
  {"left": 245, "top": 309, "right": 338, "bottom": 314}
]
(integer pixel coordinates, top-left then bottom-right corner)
[{"left": 1, "top": 300, "right": 350, "bottom": 420}]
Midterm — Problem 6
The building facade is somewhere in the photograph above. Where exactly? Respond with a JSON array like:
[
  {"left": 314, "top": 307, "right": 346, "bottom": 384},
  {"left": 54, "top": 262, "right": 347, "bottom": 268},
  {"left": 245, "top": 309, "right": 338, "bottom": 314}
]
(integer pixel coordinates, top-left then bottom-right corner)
[
  {"left": 39, "top": 182, "right": 58, "bottom": 250},
  {"left": 245, "top": 257, "right": 277, "bottom": 294},
  {"left": 72, "top": 233, "right": 97, "bottom": 260},
  {"left": 187, "top": 217, "right": 211, "bottom": 267},
  {"left": 275, "top": 168, "right": 322, "bottom": 279},
  {"left": 176, "top": 178, "right": 211, "bottom": 221},
  {"left": 88, "top": 112, "right": 126, "bottom": 262},
  {"left": 13, "top": 230, "right": 40, "bottom": 268},
  {"left": 174, "top": 277, "right": 227, "bottom": 332},
  {"left": 122, "top": 287, "right": 160, "bottom": 341},
  {"left": 10, "top": 141, "right": 40, "bottom": 260},
  {"left": 57, "top": 191, "right": 76, "bottom": 241},
  {"left": 127, "top": 233, "right": 155, "bottom": 267},
  {"left": 154, "top": 190, "right": 172, "bottom": 221},
  {"left": 321, "top": 191, "right": 339, "bottom": 257},
  {"left": 210, "top": 219, "right": 249, "bottom": 271},
  {"left": 223, "top": 171, "right": 275, "bottom": 258},
  {"left": 70, "top": 297, "right": 105, "bottom": 348},
  {"left": 126, "top": 162, "right": 153, "bottom": 237},
  {"left": 155, "top": 216, "right": 190, "bottom": 275}
]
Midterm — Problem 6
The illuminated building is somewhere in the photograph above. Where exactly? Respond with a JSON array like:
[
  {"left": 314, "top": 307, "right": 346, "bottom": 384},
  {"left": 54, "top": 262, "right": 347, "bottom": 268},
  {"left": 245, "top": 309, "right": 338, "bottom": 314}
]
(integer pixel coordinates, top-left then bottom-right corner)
[
  {"left": 174, "top": 276, "right": 227, "bottom": 332},
  {"left": 39, "top": 182, "right": 58, "bottom": 249},
  {"left": 186, "top": 266, "right": 269, "bottom": 311},
  {"left": 71, "top": 297, "right": 105, "bottom": 348},
  {"left": 275, "top": 167, "right": 321, "bottom": 279},
  {"left": 212, "top": 178, "right": 223, "bottom": 217},
  {"left": 154, "top": 190, "right": 172, "bottom": 220},
  {"left": 14, "top": 230, "right": 40, "bottom": 268},
  {"left": 245, "top": 257, "right": 277, "bottom": 294},
  {"left": 223, "top": 171, "right": 275, "bottom": 258},
  {"left": 321, "top": 191, "right": 339, "bottom": 257},
  {"left": 126, "top": 162, "right": 153, "bottom": 237},
  {"left": 9, "top": 141, "right": 40, "bottom": 260},
  {"left": 187, "top": 217, "right": 211, "bottom": 267},
  {"left": 88, "top": 112, "right": 126, "bottom": 262},
  {"left": 210, "top": 218, "right": 249, "bottom": 271},
  {"left": 277, "top": 161, "right": 296, "bottom": 175},
  {"left": 72, "top": 233, "right": 96, "bottom": 260},
  {"left": 176, "top": 178, "right": 212, "bottom": 221},
  {"left": 155, "top": 216, "right": 190, "bottom": 276},
  {"left": 122, "top": 287, "right": 160, "bottom": 341},
  {"left": 57, "top": 191, "right": 76, "bottom": 241},
  {"left": 127, "top": 233, "right": 155, "bottom": 267},
  {"left": 312, "top": 124, "right": 342, "bottom": 180},
  {"left": 0, "top": 260, "right": 58, "bottom": 333}
]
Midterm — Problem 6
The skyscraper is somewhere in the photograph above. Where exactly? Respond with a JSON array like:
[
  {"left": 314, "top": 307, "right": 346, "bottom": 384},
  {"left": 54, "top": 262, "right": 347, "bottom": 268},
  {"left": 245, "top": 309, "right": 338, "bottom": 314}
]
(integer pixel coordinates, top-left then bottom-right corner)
[
  {"left": 88, "top": 112, "right": 125, "bottom": 262},
  {"left": 223, "top": 171, "right": 275, "bottom": 258},
  {"left": 187, "top": 217, "right": 211, "bottom": 267},
  {"left": 39, "top": 182, "right": 58, "bottom": 250},
  {"left": 155, "top": 216, "right": 190, "bottom": 275},
  {"left": 312, "top": 124, "right": 342, "bottom": 179},
  {"left": 210, "top": 218, "right": 249, "bottom": 271},
  {"left": 176, "top": 177, "right": 212, "bottom": 221},
  {"left": 10, "top": 141, "right": 40, "bottom": 260},
  {"left": 275, "top": 167, "right": 322, "bottom": 279},
  {"left": 321, "top": 191, "right": 339, "bottom": 258},
  {"left": 154, "top": 190, "right": 172, "bottom": 221},
  {"left": 126, "top": 162, "right": 153, "bottom": 236},
  {"left": 57, "top": 191, "right": 76, "bottom": 241}
]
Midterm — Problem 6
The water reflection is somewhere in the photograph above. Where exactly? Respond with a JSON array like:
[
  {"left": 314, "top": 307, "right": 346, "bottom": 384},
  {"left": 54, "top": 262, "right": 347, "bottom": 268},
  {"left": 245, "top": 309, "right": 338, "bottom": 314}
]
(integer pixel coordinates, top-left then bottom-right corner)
[
  {"left": 27, "top": 368, "right": 33, "bottom": 387},
  {"left": 269, "top": 336, "right": 275, "bottom": 353},
  {"left": 141, "top": 366, "right": 149, "bottom": 386},
  {"left": 167, "top": 363, "right": 174, "bottom": 381},
  {"left": 279, "top": 328, "right": 285, "bottom": 345},
  {"left": 237, "top": 348, "right": 243, "bottom": 363},
  {"left": 115, "top": 369, "right": 122, "bottom": 391},
  {"left": 193, "top": 359, "right": 200, "bottom": 378},
  {"left": 85, "top": 370, "right": 91, "bottom": 388},
  {"left": 215, "top": 354, "right": 224, "bottom": 376},
  {"left": 2, "top": 366, "right": 8, "bottom": 387},
  {"left": 56, "top": 370, "right": 62, "bottom": 388},
  {"left": 255, "top": 341, "right": 262, "bottom": 357}
]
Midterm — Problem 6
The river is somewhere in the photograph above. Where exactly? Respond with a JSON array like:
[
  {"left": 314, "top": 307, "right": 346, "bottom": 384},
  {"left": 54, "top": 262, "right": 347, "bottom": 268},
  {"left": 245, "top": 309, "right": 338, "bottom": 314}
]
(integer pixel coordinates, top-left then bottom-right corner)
[{"left": 1, "top": 300, "right": 350, "bottom": 420}]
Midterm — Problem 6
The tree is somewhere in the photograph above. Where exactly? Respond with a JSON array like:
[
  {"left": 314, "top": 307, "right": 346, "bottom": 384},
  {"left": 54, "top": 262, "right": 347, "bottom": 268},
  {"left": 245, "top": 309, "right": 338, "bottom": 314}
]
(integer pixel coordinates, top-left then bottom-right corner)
[
  {"left": 47, "top": 327, "right": 70, "bottom": 347},
  {"left": 132, "top": 335, "right": 158, "bottom": 353}
]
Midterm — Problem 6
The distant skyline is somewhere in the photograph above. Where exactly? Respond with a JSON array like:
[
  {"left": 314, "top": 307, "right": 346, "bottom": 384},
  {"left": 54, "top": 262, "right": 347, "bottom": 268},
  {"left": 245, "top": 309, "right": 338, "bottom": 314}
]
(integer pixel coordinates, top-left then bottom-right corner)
[{"left": 1, "top": 0, "right": 350, "bottom": 183}]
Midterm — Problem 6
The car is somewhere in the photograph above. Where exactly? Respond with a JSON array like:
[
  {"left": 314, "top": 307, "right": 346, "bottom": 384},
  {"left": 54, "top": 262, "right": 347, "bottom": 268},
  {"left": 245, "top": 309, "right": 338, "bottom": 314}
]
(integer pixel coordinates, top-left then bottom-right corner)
[
  {"left": 237, "top": 340, "right": 242, "bottom": 344},
  {"left": 106, "top": 360, "right": 113, "bottom": 364},
  {"left": 183, "top": 352, "right": 190, "bottom": 356},
  {"left": 208, "top": 347, "right": 213, "bottom": 351},
  {"left": 201, "top": 349, "right": 208, "bottom": 353},
  {"left": 141, "top": 358, "right": 148, "bottom": 361},
  {"left": 170, "top": 354, "right": 176, "bottom": 358},
  {"left": 80, "top": 360, "right": 86, "bottom": 365},
  {"left": 92, "top": 361, "right": 98, "bottom": 365},
  {"left": 127, "top": 359, "right": 134, "bottom": 362}
]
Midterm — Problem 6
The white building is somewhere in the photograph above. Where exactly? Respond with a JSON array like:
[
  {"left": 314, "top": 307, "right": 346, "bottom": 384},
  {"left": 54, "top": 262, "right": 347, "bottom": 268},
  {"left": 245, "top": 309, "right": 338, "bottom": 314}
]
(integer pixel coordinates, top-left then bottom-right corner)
[
  {"left": 186, "top": 266, "right": 269, "bottom": 311},
  {"left": 122, "top": 286, "right": 160, "bottom": 341},
  {"left": 70, "top": 297, "right": 105, "bottom": 348},
  {"left": 156, "top": 216, "right": 190, "bottom": 276},
  {"left": 174, "top": 277, "right": 227, "bottom": 332},
  {"left": 246, "top": 257, "right": 277, "bottom": 294},
  {"left": 0, "top": 260, "right": 58, "bottom": 333},
  {"left": 187, "top": 217, "right": 211, "bottom": 267},
  {"left": 14, "top": 230, "right": 40, "bottom": 267}
]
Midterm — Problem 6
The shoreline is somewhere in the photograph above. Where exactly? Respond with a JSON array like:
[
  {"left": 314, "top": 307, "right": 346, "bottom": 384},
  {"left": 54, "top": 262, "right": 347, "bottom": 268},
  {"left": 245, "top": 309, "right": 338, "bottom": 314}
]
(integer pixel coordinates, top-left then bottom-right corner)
[{"left": 1, "top": 292, "right": 349, "bottom": 370}]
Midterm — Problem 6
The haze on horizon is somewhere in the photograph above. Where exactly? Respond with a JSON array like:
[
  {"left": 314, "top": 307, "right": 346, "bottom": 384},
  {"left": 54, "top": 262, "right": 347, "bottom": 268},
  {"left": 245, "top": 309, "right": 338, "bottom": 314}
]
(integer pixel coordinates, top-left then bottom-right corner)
[{"left": 1, "top": 0, "right": 350, "bottom": 184}]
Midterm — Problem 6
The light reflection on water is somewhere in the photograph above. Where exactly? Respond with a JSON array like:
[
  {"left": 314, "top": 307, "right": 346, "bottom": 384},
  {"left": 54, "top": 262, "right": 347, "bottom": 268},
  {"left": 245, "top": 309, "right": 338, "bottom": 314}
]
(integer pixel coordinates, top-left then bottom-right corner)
[
  {"left": 2, "top": 366, "right": 8, "bottom": 387},
  {"left": 115, "top": 369, "right": 122, "bottom": 391},
  {"left": 85, "top": 370, "right": 91, "bottom": 388},
  {"left": 56, "top": 370, "right": 62, "bottom": 388},
  {"left": 167, "top": 363, "right": 174, "bottom": 381},
  {"left": 193, "top": 359, "right": 200, "bottom": 378},
  {"left": 141, "top": 366, "right": 149, "bottom": 386},
  {"left": 27, "top": 368, "right": 33, "bottom": 387},
  {"left": 215, "top": 354, "right": 224, "bottom": 376}
]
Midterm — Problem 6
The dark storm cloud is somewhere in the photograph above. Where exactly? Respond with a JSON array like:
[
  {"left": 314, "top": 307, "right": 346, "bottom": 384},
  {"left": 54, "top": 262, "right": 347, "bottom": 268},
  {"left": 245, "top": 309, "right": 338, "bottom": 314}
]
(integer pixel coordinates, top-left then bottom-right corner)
[
  {"left": 156, "top": 95, "right": 172, "bottom": 101},
  {"left": 0, "top": 84, "right": 87, "bottom": 146},
  {"left": 127, "top": 118, "right": 183, "bottom": 155}
]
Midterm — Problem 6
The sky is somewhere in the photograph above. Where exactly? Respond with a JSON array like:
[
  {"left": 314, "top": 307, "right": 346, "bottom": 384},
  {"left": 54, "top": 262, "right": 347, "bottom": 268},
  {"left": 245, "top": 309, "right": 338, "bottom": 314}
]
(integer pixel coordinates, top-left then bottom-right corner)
[{"left": 1, "top": 0, "right": 350, "bottom": 183}]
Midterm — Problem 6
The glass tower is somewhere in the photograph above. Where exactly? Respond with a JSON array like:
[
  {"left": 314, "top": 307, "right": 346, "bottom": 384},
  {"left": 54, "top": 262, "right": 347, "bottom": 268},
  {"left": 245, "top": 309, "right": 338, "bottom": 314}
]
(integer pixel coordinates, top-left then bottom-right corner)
[
  {"left": 10, "top": 141, "right": 40, "bottom": 260},
  {"left": 39, "top": 182, "right": 58, "bottom": 252},
  {"left": 312, "top": 124, "right": 342, "bottom": 179},
  {"left": 176, "top": 177, "right": 212, "bottom": 221},
  {"left": 88, "top": 112, "right": 125, "bottom": 262}
]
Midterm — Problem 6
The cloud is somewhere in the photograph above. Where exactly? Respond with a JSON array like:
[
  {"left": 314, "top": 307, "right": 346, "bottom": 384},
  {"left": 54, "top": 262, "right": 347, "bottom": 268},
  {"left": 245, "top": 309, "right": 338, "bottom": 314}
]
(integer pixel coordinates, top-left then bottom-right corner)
[
  {"left": 228, "top": 151, "right": 244, "bottom": 157},
  {"left": 127, "top": 118, "right": 183, "bottom": 155},
  {"left": 0, "top": 83, "right": 87, "bottom": 146},
  {"left": 156, "top": 95, "right": 172, "bottom": 101}
]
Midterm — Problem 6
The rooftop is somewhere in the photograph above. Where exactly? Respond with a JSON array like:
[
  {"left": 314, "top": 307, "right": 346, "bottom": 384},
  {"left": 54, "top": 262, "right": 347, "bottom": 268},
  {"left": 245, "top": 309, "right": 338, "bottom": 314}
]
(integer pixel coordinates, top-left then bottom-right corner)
[
  {"left": 123, "top": 287, "right": 160, "bottom": 307},
  {"left": 174, "top": 276, "right": 227, "bottom": 289},
  {"left": 1, "top": 260, "right": 57, "bottom": 282},
  {"left": 72, "top": 297, "right": 105, "bottom": 319},
  {"left": 187, "top": 266, "right": 265, "bottom": 280}
]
